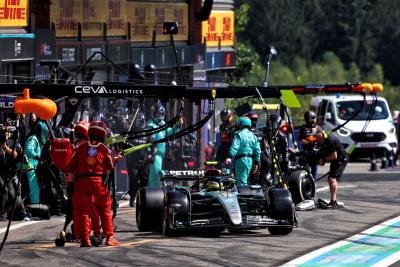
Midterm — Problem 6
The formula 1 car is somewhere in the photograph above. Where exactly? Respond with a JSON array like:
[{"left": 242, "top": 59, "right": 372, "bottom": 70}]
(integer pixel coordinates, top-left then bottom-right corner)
[{"left": 136, "top": 168, "right": 297, "bottom": 236}]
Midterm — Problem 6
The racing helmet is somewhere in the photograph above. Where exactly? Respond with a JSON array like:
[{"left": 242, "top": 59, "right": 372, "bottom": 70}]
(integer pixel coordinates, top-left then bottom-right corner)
[
  {"left": 206, "top": 181, "right": 221, "bottom": 192},
  {"left": 220, "top": 109, "right": 233, "bottom": 124},
  {"left": 74, "top": 121, "right": 90, "bottom": 140},
  {"left": 236, "top": 116, "right": 252, "bottom": 130},
  {"left": 304, "top": 110, "right": 316, "bottom": 126},
  {"left": 151, "top": 102, "right": 166, "bottom": 123},
  {"left": 267, "top": 113, "right": 281, "bottom": 132},
  {"left": 244, "top": 112, "right": 258, "bottom": 128},
  {"left": 88, "top": 121, "right": 108, "bottom": 142}
]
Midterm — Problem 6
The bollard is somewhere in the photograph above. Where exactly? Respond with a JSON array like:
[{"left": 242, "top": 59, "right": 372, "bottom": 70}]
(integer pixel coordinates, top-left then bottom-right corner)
[
  {"left": 370, "top": 153, "right": 378, "bottom": 171},
  {"left": 388, "top": 150, "right": 394, "bottom": 168},
  {"left": 381, "top": 151, "right": 388, "bottom": 169}
]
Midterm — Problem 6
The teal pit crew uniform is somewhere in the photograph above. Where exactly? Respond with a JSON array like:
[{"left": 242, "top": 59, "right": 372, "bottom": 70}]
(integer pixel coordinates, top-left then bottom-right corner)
[
  {"left": 146, "top": 106, "right": 180, "bottom": 187},
  {"left": 228, "top": 117, "right": 261, "bottom": 186},
  {"left": 25, "top": 121, "right": 48, "bottom": 204}
]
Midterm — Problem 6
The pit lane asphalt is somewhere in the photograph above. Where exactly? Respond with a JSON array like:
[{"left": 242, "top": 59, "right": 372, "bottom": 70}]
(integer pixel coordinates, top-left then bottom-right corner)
[{"left": 1, "top": 162, "right": 400, "bottom": 267}]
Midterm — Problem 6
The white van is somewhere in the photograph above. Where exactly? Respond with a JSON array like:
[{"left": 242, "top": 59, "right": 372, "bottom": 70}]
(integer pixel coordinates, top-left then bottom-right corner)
[{"left": 310, "top": 94, "right": 397, "bottom": 160}]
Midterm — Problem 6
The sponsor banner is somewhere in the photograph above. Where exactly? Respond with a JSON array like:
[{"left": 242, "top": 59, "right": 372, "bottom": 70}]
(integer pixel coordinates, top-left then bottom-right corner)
[
  {"left": 82, "top": 43, "right": 105, "bottom": 64},
  {"left": 81, "top": 0, "right": 105, "bottom": 37},
  {"left": 107, "top": 40, "right": 129, "bottom": 63},
  {"left": 35, "top": 29, "right": 56, "bottom": 62},
  {"left": 132, "top": 44, "right": 198, "bottom": 69},
  {"left": 0, "top": 96, "right": 15, "bottom": 111},
  {"left": 132, "top": 47, "right": 155, "bottom": 68},
  {"left": 0, "top": 33, "right": 34, "bottom": 60},
  {"left": 106, "top": 0, "right": 126, "bottom": 36},
  {"left": 50, "top": 0, "right": 82, "bottom": 37},
  {"left": 221, "top": 51, "right": 235, "bottom": 68},
  {"left": 57, "top": 44, "right": 80, "bottom": 66},
  {"left": 206, "top": 50, "right": 235, "bottom": 70},
  {"left": 164, "top": 170, "right": 205, "bottom": 176},
  {"left": 154, "top": 46, "right": 174, "bottom": 68},
  {"left": 0, "top": 0, "right": 29, "bottom": 27},
  {"left": 74, "top": 84, "right": 144, "bottom": 97},
  {"left": 51, "top": 0, "right": 126, "bottom": 37},
  {"left": 127, "top": 2, "right": 188, "bottom": 42},
  {"left": 202, "top": 11, "right": 234, "bottom": 47},
  {"left": 50, "top": 1, "right": 188, "bottom": 39}
]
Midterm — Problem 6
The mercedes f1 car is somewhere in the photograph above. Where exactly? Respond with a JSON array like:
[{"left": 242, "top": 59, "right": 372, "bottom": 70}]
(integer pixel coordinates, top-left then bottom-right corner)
[{"left": 136, "top": 169, "right": 297, "bottom": 236}]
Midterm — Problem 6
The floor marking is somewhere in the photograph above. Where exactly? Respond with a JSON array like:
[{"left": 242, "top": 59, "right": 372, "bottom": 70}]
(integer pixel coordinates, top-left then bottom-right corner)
[
  {"left": 99, "top": 239, "right": 158, "bottom": 249},
  {"left": 316, "top": 184, "right": 356, "bottom": 193},
  {"left": 280, "top": 215, "right": 400, "bottom": 267},
  {"left": 116, "top": 208, "right": 135, "bottom": 215},
  {"left": 0, "top": 221, "right": 41, "bottom": 234},
  {"left": 27, "top": 239, "right": 158, "bottom": 250}
]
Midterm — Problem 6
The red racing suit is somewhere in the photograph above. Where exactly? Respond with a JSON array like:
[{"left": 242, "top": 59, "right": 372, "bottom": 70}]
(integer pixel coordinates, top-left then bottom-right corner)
[
  {"left": 67, "top": 139, "right": 101, "bottom": 239},
  {"left": 66, "top": 141, "right": 115, "bottom": 244}
]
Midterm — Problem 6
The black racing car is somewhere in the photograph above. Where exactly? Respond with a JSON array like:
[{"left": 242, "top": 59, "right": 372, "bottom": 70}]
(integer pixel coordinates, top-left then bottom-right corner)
[{"left": 136, "top": 169, "right": 297, "bottom": 236}]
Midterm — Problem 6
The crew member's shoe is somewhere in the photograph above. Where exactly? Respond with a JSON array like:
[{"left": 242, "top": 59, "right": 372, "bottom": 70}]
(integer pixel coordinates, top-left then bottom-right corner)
[
  {"left": 105, "top": 236, "right": 120, "bottom": 247},
  {"left": 80, "top": 242, "right": 92, "bottom": 247},
  {"left": 329, "top": 200, "right": 340, "bottom": 209}
]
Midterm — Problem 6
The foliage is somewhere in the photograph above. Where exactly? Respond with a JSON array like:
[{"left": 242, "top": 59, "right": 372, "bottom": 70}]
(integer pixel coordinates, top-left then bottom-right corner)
[{"left": 227, "top": 2, "right": 400, "bottom": 121}]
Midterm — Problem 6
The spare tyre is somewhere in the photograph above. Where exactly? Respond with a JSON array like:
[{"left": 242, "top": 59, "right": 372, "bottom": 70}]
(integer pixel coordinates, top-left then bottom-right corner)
[{"left": 288, "top": 170, "right": 316, "bottom": 204}]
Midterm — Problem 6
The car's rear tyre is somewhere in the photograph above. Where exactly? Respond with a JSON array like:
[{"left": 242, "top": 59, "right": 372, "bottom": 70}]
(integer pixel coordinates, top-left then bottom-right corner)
[
  {"left": 288, "top": 170, "right": 316, "bottom": 204},
  {"left": 136, "top": 187, "right": 164, "bottom": 232}
]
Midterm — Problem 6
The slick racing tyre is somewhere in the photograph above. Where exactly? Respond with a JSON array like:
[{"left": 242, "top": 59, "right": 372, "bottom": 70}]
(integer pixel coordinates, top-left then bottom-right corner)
[
  {"left": 267, "top": 188, "right": 294, "bottom": 235},
  {"left": 136, "top": 187, "right": 164, "bottom": 232},
  {"left": 288, "top": 170, "right": 316, "bottom": 204}
]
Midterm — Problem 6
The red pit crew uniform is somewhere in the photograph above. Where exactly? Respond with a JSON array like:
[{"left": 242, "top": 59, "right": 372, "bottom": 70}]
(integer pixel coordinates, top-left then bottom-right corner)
[
  {"left": 66, "top": 141, "right": 115, "bottom": 245},
  {"left": 68, "top": 138, "right": 101, "bottom": 240}
]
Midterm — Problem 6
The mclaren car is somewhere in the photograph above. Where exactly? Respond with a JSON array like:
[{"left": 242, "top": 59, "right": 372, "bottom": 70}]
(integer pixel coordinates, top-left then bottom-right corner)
[{"left": 136, "top": 168, "right": 297, "bottom": 236}]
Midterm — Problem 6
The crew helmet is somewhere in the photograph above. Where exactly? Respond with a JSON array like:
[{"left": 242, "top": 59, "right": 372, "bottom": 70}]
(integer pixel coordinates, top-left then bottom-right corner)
[
  {"left": 74, "top": 121, "right": 90, "bottom": 139},
  {"left": 134, "top": 110, "right": 145, "bottom": 129},
  {"left": 151, "top": 102, "right": 166, "bottom": 122},
  {"left": 244, "top": 112, "right": 258, "bottom": 128},
  {"left": 304, "top": 110, "right": 316, "bottom": 126},
  {"left": 220, "top": 109, "right": 233, "bottom": 124},
  {"left": 236, "top": 116, "right": 252, "bottom": 129},
  {"left": 268, "top": 113, "right": 281, "bottom": 131},
  {"left": 88, "top": 121, "right": 108, "bottom": 142}
]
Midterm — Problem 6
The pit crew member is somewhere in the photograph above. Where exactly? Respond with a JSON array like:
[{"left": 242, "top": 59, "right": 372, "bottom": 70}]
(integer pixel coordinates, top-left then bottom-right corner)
[
  {"left": 66, "top": 121, "right": 122, "bottom": 247},
  {"left": 225, "top": 117, "right": 261, "bottom": 186}
]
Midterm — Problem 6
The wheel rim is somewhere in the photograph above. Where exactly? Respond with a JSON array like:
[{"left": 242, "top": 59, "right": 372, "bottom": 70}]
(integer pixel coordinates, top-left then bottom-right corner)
[{"left": 301, "top": 176, "right": 315, "bottom": 200}]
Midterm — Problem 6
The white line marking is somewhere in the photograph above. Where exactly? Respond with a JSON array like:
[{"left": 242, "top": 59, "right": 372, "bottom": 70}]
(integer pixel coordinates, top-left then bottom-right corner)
[
  {"left": 0, "top": 221, "right": 41, "bottom": 234},
  {"left": 316, "top": 186, "right": 330, "bottom": 192},
  {"left": 316, "top": 184, "right": 356, "bottom": 192},
  {"left": 280, "top": 215, "right": 400, "bottom": 267}
]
